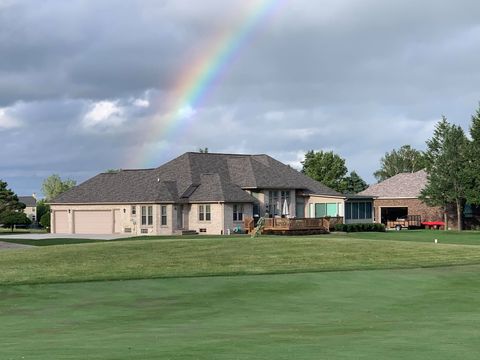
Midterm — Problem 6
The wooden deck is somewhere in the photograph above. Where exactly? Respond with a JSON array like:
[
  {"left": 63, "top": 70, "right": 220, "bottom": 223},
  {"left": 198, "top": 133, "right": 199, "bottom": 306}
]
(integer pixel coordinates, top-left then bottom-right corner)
[{"left": 245, "top": 217, "right": 338, "bottom": 235}]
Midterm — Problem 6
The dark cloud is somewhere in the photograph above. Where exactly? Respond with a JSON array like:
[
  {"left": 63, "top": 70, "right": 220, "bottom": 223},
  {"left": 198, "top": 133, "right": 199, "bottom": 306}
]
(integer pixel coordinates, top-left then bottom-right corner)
[{"left": 1, "top": 0, "right": 480, "bottom": 196}]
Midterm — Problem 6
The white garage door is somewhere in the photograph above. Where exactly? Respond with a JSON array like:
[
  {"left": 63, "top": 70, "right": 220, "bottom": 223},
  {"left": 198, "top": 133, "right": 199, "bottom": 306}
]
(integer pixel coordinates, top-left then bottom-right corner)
[
  {"left": 73, "top": 210, "right": 113, "bottom": 234},
  {"left": 54, "top": 211, "right": 69, "bottom": 234}
]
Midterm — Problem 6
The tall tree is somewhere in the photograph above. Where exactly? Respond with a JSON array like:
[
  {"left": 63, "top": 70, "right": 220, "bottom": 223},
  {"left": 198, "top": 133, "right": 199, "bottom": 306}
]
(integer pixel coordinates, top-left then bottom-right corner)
[
  {"left": 374, "top": 145, "right": 426, "bottom": 182},
  {"left": 41, "top": 174, "right": 76, "bottom": 202},
  {"left": 302, "top": 150, "right": 348, "bottom": 192},
  {"left": 340, "top": 171, "right": 368, "bottom": 194},
  {"left": 420, "top": 117, "right": 468, "bottom": 230},
  {"left": 465, "top": 104, "right": 480, "bottom": 205},
  {"left": 0, "top": 180, "right": 25, "bottom": 218},
  {"left": 198, "top": 147, "right": 209, "bottom": 153}
]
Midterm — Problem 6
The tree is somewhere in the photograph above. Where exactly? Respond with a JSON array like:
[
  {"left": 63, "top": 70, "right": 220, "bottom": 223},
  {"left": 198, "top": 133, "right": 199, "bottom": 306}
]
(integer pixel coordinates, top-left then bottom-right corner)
[
  {"left": 340, "top": 171, "right": 368, "bottom": 194},
  {"left": 302, "top": 150, "right": 348, "bottom": 192},
  {"left": 465, "top": 104, "right": 480, "bottom": 205},
  {"left": 0, "top": 180, "right": 25, "bottom": 218},
  {"left": 1, "top": 211, "right": 31, "bottom": 232},
  {"left": 420, "top": 117, "right": 468, "bottom": 230},
  {"left": 374, "top": 145, "right": 426, "bottom": 182},
  {"left": 39, "top": 212, "right": 51, "bottom": 230},
  {"left": 36, "top": 199, "right": 50, "bottom": 227},
  {"left": 41, "top": 174, "right": 76, "bottom": 202},
  {"left": 198, "top": 147, "right": 209, "bottom": 153}
]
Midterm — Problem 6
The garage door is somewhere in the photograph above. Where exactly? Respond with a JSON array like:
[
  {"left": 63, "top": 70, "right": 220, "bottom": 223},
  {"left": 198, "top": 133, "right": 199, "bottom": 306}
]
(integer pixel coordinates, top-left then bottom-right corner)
[
  {"left": 73, "top": 210, "right": 113, "bottom": 234},
  {"left": 54, "top": 211, "right": 69, "bottom": 234}
]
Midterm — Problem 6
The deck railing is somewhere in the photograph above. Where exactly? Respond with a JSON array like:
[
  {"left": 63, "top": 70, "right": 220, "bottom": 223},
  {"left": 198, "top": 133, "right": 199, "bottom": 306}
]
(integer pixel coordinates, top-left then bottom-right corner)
[{"left": 263, "top": 217, "right": 330, "bottom": 231}]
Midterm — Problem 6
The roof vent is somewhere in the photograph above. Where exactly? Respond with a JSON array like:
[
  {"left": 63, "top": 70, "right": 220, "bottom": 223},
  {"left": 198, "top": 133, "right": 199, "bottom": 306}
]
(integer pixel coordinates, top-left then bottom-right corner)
[{"left": 157, "top": 178, "right": 160, "bottom": 182}]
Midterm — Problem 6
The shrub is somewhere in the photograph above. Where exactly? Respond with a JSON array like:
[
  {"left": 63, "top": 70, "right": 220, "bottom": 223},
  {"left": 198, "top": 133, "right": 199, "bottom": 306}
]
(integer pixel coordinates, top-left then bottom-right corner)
[
  {"left": 40, "top": 212, "right": 51, "bottom": 231},
  {"left": 333, "top": 223, "right": 385, "bottom": 233}
]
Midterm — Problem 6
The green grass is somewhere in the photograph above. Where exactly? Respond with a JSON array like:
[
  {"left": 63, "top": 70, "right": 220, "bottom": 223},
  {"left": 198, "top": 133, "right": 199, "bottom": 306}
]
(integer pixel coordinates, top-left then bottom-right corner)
[
  {"left": 2, "top": 236, "right": 480, "bottom": 285},
  {"left": 0, "top": 227, "right": 46, "bottom": 235},
  {"left": 2, "top": 267, "right": 480, "bottom": 359},
  {"left": 343, "top": 229, "right": 480, "bottom": 245},
  {"left": 2, "top": 234, "right": 480, "bottom": 359}
]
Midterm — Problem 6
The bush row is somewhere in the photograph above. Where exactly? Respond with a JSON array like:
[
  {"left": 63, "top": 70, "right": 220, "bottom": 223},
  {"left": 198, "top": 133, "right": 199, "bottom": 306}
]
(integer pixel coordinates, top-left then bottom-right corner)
[{"left": 333, "top": 223, "right": 386, "bottom": 232}]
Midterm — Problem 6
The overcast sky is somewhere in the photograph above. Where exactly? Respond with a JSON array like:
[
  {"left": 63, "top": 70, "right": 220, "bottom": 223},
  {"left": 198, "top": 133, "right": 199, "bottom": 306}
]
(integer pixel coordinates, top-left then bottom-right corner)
[{"left": 1, "top": 0, "right": 480, "bottom": 197}]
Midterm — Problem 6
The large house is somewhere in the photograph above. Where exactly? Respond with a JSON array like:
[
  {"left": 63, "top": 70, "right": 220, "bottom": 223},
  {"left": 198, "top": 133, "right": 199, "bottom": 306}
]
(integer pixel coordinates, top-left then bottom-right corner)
[
  {"left": 19, "top": 195, "right": 37, "bottom": 223},
  {"left": 358, "top": 170, "right": 443, "bottom": 225},
  {"left": 50, "top": 152, "right": 346, "bottom": 235}
]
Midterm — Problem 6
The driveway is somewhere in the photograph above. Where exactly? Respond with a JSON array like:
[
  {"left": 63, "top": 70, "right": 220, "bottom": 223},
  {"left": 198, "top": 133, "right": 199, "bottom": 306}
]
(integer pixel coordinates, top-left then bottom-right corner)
[{"left": 0, "top": 233, "right": 134, "bottom": 240}]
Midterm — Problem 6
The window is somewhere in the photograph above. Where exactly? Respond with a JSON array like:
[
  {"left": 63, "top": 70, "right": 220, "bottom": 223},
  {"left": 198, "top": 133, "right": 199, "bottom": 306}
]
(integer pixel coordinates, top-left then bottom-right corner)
[
  {"left": 131, "top": 206, "right": 136, "bottom": 216},
  {"left": 199, "top": 205, "right": 211, "bottom": 221},
  {"left": 161, "top": 205, "right": 167, "bottom": 226},
  {"left": 345, "top": 202, "right": 372, "bottom": 220},
  {"left": 233, "top": 204, "right": 244, "bottom": 221},
  {"left": 206, "top": 205, "right": 211, "bottom": 221},
  {"left": 141, "top": 205, "right": 153, "bottom": 225},
  {"left": 268, "top": 190, "right": 280, "bottom": 215},
  {"left": 314, "top": 203, "right": 338, "bottom": 217}
]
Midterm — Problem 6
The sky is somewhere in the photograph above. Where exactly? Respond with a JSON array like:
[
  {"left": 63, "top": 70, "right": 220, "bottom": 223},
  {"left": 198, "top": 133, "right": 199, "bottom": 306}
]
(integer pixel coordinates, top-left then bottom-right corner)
[{"left": 1, "top": 0, "right": 480, "bottom": 197}]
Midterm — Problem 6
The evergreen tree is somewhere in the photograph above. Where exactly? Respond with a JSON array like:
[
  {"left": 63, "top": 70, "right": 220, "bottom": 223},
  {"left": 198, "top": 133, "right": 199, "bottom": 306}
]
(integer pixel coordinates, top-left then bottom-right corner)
[
  {"left": 1, "top": 211, "right": 31, "bottom": 232},
  {"left": 0, "top": 180, "right": 25, "bottom": 218},
  {"left": 340, "top": 171, "right": 368, "bottom": 194},
  {"left": 465, "top": 104, "right": 480, "bottom": 205},
  {"left": 420, "top": 117, "right": 468, "bottom": 230},
  {"left": 374, "top": 145, "right": 426, "bottom": 182}
]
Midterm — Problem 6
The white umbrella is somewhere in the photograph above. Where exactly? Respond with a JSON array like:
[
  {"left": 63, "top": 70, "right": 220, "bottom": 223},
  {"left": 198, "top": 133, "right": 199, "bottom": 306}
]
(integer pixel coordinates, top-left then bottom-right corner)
[{"left": 282, "top": 199, "right": 289, "bottom": 217}]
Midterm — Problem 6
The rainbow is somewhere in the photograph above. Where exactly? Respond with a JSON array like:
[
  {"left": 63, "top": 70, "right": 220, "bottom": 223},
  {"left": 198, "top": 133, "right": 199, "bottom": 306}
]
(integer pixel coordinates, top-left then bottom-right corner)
[{"left": 130, "top": 0, "right": 284, "bottom": 168}]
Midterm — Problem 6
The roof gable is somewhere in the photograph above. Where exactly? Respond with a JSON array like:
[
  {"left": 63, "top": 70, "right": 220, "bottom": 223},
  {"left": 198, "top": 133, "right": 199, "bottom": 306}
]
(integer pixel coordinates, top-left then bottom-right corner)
[{"left": 359, "top": 170, "right": 427, "bottom": 198}]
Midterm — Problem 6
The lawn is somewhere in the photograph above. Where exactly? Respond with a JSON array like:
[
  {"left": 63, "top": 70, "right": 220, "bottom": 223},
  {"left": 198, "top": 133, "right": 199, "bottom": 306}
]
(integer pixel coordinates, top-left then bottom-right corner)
[
  {"left": 2, "top": 266, "right": 480, "bottom": 359},
  {"left": 2, "top": 236, "right": 480, "bottom": 285},
  {"left": 343, "top": 229, "right": 480, "bottom": 245},
  {"left": 2, "top": 234, "right": 480, "bottom": 359}
]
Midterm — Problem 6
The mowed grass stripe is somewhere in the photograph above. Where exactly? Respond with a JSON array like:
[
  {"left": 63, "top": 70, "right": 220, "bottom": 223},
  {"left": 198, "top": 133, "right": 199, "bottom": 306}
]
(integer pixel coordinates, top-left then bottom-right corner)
[{"left": 2, "top": 236, "right": 480, "bottom": 285}]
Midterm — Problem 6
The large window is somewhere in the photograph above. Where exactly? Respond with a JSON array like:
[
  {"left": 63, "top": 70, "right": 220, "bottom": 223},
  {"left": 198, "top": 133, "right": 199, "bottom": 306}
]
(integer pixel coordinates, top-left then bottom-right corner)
[
  {"left": 345, "top": 202, "right": 372, "bottom": 220},
  {"left": 199, "top": 205, "right": 211, "bottom": 221},
  {"left": 141, "top": 205, "right": 153, "bottom": 225},
  {"left": 314, "top": 203, "right": 338, "bottom": 217},
  {"left": 233, "top": 204, "right": 244, "bottom": 221},
  {"left": 161, "top": 205, "right": 167, "bottom": 226},
  {"left": 268, "top": 190, "right": 291, "bottom": 216}
]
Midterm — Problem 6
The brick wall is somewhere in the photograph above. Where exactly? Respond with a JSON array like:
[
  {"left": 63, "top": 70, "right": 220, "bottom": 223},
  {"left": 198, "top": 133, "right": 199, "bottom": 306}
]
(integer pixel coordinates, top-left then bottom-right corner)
[{"left": 373, "top": 198, "right": 444, "bottom": 224}]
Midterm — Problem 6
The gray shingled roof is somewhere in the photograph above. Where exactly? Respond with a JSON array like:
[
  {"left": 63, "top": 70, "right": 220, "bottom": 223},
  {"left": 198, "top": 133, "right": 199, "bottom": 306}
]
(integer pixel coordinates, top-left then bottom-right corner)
[
  {"left": 358, "top": 170, "right": 427, "bottom": 198},
  {"left": 52, "top": 152, "right": 341, "bottom": 204},
  {"left": 18, "top": 196, "right": 36, "bottom": 207}
]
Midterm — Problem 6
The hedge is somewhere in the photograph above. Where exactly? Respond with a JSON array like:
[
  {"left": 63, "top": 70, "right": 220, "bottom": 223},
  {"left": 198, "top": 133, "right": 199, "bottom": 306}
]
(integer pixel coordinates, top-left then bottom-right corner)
[{"left": 333, "top": 223, "right": 386, "bottom": 233}]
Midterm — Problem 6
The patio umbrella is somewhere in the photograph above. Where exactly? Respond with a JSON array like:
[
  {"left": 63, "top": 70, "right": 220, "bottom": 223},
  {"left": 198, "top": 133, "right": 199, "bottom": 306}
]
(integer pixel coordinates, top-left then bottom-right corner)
[{"left": 282, "top": 199, "right": 289, "bottom": 217}]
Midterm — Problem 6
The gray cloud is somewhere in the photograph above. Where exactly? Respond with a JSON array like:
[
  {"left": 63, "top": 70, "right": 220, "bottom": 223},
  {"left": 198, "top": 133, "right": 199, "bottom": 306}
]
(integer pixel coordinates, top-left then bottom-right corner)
[{"left": 1, "top": 0, "right": 480, "bottom": 196}]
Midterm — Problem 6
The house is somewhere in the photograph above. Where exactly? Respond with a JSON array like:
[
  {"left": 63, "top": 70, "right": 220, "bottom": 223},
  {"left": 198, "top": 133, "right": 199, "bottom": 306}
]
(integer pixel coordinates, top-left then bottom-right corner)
[
  {"left": 358, "top": 170, "right": 443, "bottom": 226},
  {"left": 49, "top": 152, "right": 346, "bottom": 235},
  {"left": 19, "top": 195, "right": 37, "bottom": 223}
]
